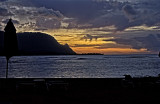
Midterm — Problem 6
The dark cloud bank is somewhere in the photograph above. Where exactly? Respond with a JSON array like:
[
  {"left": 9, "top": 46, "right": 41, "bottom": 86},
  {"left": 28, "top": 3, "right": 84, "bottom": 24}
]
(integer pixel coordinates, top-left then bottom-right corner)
[
  {"left": 1, "top": 0, "right": 160, "bottom": 30},
  {"left": 28, "top": 0, "right": 160, "bottom": 30},
  {"left": 106, "top": 34, "right": 160, "bottom": 52},
  {"left": 0, "top": 32, "right": 76, "bottom": 55}
]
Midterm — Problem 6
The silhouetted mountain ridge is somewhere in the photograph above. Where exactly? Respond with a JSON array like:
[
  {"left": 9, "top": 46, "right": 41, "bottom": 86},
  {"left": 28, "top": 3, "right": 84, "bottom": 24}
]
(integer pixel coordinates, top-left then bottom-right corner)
[{"left": 0, "top": 31, "right": 76, "bottom": 55}]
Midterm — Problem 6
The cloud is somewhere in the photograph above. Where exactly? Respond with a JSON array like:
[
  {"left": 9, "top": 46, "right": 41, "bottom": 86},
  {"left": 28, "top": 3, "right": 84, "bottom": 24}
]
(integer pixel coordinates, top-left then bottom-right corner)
[
  {"left": 35, "top": 17, "right": 61, "bottom": 30},
  {"left": 81, "top": 34, "right": 98, "bottom": 41},
  {"left": 122, "top": 4, "right": 137, "bottom": 22},
  {"left": 106, "top": 34, "right": 160, "bottom": 52},
  {"left": 25, "top": 0, "right": 125, "bottom": 29},
  {"left": 31, "top": 0, "right": 138, "bottom": 31},
  {"left": 133, "top": 34, "right": 160, "bottom": 52},
  {"left": 1, "top": 0, "right": 160, "bottom": 32},
  {"left": 0, "top": 7, "right": 12, "bottom": 16},
  {"left": 123, "top": 4, "right": 136, "bottom": 15},
  {"left": 0, "top": 0, "right": 64, "bottom": 31},
  {"left": 88, "top": 11, "right": 130, "bottom": 31},
  {"left": 0, "top": 0, "right": 7, "bottom": 2},
  {"left": 72, "top": 44, "right": 101, "bottom": 48},
  {"left": 47, "top": 0, "right": 160, "bottom": 31},
  {"left": 2, "top": 19, "right": 19, "bottom": 24}
]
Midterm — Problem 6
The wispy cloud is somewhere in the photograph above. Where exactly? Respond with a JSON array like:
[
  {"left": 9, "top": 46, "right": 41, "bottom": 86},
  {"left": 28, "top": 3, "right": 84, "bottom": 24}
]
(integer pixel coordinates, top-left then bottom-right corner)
[{"left": 80, "top": 34, "right": 98, "bottom": 42}]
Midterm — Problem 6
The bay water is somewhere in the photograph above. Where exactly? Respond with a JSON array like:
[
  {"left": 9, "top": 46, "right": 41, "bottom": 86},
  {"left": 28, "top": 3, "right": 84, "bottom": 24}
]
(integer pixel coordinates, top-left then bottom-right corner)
[{"left": 0, "top": 54, "right": 160, "bottom": 78}]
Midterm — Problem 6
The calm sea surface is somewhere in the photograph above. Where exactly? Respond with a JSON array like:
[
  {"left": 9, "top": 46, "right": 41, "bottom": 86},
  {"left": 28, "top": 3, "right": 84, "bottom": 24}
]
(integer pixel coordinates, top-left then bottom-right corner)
[{"left": 0, "top": 55, "right": 160, "bottom": 78}]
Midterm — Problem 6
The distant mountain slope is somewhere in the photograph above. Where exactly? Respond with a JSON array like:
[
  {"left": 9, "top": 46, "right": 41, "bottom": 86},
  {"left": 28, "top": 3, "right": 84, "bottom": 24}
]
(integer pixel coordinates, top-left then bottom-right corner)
[{"left": 0, "top": 31, "right": 76, "bottom": 55}]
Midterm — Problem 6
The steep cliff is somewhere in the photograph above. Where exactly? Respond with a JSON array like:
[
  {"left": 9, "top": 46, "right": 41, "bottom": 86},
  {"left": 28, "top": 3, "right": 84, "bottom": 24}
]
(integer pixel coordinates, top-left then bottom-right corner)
[{"left": 0, "top": 32, "right": 76, "bottom": 55}]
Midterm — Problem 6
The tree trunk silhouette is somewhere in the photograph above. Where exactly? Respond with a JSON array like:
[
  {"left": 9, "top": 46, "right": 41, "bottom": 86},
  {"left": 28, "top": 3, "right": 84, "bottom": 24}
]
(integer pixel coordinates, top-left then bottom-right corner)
[
  {"left": 6, "top": 59, "right": 9, "bottom": 78},
  {"left": 4, "top": 19, "right": 18, "bottom": 78}
]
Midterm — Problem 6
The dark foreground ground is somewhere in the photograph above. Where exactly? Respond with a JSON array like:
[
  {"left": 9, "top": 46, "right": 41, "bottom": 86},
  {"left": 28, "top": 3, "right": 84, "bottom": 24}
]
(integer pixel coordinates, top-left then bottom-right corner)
[{"left": 0, "top": 77, "right": 160, "bottom": 104}]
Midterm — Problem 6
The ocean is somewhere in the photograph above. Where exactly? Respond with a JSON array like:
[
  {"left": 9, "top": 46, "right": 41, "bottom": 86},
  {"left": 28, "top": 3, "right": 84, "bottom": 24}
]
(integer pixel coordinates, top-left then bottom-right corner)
[{"left": 0, "top": 54, "right": 160, "bottom": 78}]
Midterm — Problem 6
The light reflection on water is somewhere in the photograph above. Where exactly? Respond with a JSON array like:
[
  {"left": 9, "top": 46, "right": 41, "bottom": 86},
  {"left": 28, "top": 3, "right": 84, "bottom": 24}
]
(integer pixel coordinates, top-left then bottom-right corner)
[{"left": 0, "top": 55, "right": 160, "bottom": 78}]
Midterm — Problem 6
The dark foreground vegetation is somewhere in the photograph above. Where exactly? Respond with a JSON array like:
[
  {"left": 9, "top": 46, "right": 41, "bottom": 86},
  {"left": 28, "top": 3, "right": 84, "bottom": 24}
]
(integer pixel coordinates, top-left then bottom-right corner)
[{"left": 0, "top": 77, "right": 160, "bottom": 104}]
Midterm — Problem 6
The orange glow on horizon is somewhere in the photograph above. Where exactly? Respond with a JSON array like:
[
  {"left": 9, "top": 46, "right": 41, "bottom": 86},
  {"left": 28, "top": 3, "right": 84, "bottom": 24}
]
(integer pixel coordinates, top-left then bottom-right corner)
[
  {"left": 43, "top": 29, "right": 150, "bottom": 54},
  {"left": 17, "top": 27, "right": 154, "bottom": 55},
  {"left": 71, "top": 47, "right": 149, "bottom": 55}
]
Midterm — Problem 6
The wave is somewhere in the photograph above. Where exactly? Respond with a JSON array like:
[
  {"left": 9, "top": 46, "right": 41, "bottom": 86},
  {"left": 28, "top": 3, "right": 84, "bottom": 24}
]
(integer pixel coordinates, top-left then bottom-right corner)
[{"left": 76, "top": 58, "right": 88, "bottom": 60}]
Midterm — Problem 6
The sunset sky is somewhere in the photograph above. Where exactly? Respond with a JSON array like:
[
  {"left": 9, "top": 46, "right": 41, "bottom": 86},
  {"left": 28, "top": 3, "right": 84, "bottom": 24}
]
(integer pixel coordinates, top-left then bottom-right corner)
[{"left": 0, "top": 0, "right": 160, "bottom": 54}]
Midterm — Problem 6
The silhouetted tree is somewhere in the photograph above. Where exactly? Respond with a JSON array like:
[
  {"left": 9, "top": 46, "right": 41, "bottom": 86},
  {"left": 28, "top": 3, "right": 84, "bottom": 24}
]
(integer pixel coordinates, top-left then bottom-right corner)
[{"left": 4, "top": 19, "right": 18, "bottom": 78}]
